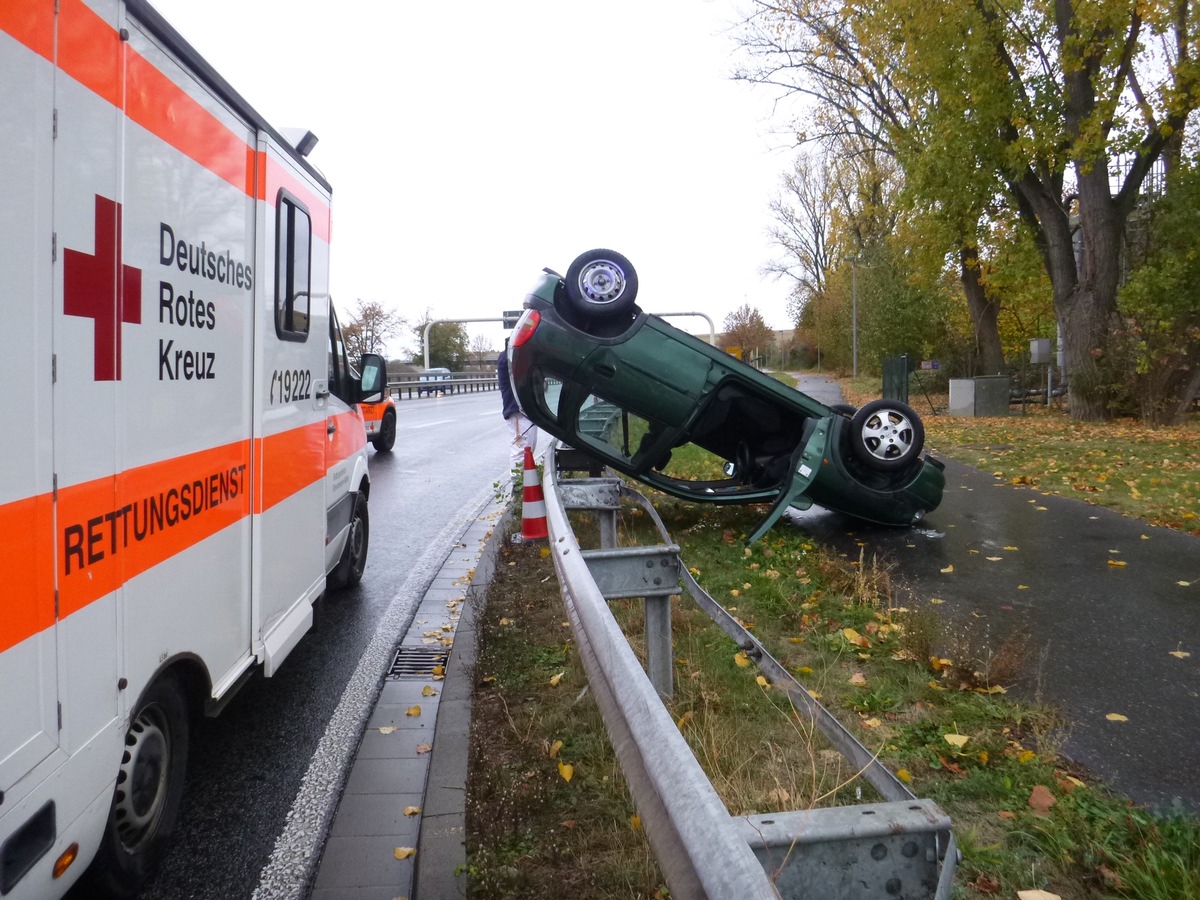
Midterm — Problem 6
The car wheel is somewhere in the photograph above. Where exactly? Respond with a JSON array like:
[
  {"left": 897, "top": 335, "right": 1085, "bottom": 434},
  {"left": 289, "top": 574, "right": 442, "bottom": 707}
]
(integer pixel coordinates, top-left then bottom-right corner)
[
  {"left": 84, "top": 672, "right": 189, "bottom": 897},
  {"left": 564, "top": 249, "right": 638, "bottom": 319},
  {"left": 849, "top": 399, "right": 925, "bottom": 471},
  {"left": 372, "top": 410, "right": 396, "bottom": 452},
  {"left": 329, "top": 492, "right": 369, "bottom": 590}
]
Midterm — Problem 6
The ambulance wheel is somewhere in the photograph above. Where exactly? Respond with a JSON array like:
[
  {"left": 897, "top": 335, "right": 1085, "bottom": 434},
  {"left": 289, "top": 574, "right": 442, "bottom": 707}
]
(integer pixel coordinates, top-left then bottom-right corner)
[
  {"left": 371, "top": 410, "right": 396, "bottom": 452},
  {"left": 330, "top": 492, "right": 369, "bottom": 590},
  {"left": 86, "top": 672, "right": 190, "bottom": 897}
]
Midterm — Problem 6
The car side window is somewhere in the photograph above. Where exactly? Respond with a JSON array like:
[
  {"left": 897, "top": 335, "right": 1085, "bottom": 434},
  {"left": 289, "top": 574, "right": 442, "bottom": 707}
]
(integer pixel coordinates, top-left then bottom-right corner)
[
  {"left": 576, "top": 393, "right": 657, "bottom": 463},
  {"left": 535, "top": 372, "right": 563, "bottom": 420}
]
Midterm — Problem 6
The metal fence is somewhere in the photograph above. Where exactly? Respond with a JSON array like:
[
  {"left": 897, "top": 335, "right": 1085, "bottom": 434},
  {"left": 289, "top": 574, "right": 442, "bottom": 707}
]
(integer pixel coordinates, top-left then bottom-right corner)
[
  {"left": 386, "top": 376, "right": 498, "bottom": 399},
  {"left": 542, "top": 445, "right": 958, "bottom": 899}
]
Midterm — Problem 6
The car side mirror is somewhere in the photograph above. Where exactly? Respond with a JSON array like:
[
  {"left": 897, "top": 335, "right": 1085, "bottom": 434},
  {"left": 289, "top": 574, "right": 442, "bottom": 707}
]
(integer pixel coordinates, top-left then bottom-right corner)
[{"left": 358, "top": 352, "right": 387, "bottom": 400}]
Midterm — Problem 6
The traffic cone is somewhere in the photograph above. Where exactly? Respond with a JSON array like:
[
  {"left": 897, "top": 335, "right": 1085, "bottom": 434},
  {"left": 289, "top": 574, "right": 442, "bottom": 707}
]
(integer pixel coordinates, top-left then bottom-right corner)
[{"left": 520, "top": 446, "right": 548, "bottom": 541}]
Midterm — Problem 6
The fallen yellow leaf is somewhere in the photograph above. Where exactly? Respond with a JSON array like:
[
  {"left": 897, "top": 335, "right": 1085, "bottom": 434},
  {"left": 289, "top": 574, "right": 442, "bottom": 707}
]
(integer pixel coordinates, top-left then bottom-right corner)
[
  {"left": 394, "top": 847, "right": 416, "bottom": 860},
  {"left": 1017, "top": 888, "right": 1061, "bottom": 900},
  {"left": 539, "top": 547, "right": 551, "bottom": 558},
  {"left": 944, "top": 733, "right": 970, "bottom": 749},
  {"left": 403, "top": 806, "right": 421, "bottom": 816},
  {"left": 896, "top": 769, "right": 912, "bottom": 783},
  {"left": 405, "top": 705, "right": 421, "bottom": 717},
  {"left": 849, "top": 671, "right": 867, "bottom": 686},
  {"left": 431, "top": 665, "right": 445, "bottom": 676},
  {"left": 940, "top": 565, "right": 954, "bottom": 574},
  {"left": 675, "top": 711, "right": 693, "bottom": 730},
  {"left": 416, "top": 743, "right": 431, "bottom": 754},
  {"left": 756, "top": 675, "right": 770, "bottom": 689},
  {"left": 1169, "top": 650, "right": 1191, "bottom": 659},
  {"left": 549, "top": 672, "right": 564, "bottom": 686},
  {"left": 422, "top": 685, "right": 437, "bottom": 697},
  {"left": 378, "top": 726, "right": 397, "bottom": 735},
  {"left": 734, "top": 651, "right": 751, "bottom": 668},
  {"left": 1106, "top": 713, "right": 1129, "bottom": 722},
  {"left": 862, "top": 717, "right": 882, "bottom": 728},
  {"left": 630, "top": 815, "right": 642, "bottom": 832},
  {"left": 1107, "top": 559, "right": 1128, "bottom": 568},
  {"left": 549, "top": 739, "right": 563, "bottom": 759},
  {"left": 929, "top": 597, "right": 945, "bottom": 605},
  {"left": 558, "top": 760, "right": 574, "bottom": 782}
]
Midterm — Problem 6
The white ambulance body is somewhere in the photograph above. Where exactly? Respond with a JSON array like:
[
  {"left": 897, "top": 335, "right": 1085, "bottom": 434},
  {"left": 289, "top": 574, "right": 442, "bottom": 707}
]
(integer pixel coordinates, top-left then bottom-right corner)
[{"left": 0, "top": 1, "right": 384, "bottom": 896}]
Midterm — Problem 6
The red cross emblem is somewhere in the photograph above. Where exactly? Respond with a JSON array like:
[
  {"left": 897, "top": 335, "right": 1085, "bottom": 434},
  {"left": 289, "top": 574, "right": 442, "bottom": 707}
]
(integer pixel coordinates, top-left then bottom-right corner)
[{"left": 63, "top": 194, "right": 143, "bottom": 381}]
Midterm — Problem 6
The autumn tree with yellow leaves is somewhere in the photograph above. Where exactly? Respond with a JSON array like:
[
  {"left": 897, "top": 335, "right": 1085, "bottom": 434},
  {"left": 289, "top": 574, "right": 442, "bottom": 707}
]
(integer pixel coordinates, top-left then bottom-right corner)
[{"left": 736, "top": 0, "right": 1200, "bottom": 421}]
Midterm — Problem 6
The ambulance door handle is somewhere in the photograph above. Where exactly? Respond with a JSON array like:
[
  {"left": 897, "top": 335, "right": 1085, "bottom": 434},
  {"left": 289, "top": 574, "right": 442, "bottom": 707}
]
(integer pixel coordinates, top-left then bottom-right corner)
[
  {"left": 315, "top": 389, "right": 330, "bottom": 399},
  {"left": 327, "top": 419, "right": 337, "bottom": 435}
]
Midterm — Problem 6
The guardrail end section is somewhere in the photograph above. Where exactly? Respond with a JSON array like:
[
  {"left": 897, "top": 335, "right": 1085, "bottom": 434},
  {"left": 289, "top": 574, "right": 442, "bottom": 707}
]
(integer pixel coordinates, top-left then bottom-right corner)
[{"left": 731, "top": 799, "right": 956, "bottom": 898}]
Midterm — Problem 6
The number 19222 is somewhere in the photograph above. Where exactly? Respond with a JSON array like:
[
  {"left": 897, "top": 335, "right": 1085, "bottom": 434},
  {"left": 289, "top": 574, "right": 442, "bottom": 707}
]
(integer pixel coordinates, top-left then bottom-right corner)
[{"left": 270, "top": 368, "right": 312, "bottom": 404}]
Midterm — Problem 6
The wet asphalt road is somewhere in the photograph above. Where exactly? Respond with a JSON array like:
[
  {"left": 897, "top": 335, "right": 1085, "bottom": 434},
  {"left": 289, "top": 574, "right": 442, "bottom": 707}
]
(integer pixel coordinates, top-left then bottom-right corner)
[
  {"left": 785, "top": 377, "right": 1200, "bottom": 812},
  {"left": 113, "top": 390, "right": 516, "bottom": 900}
]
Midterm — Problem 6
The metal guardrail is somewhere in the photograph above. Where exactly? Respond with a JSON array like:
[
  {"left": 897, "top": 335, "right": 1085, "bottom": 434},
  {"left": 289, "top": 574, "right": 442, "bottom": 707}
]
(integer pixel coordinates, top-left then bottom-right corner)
[
  {"left": 386, "top": 376, "right": 498, "bottom": 399},
  {"left": 542, "top": 444, "right": 958, "bottom": 899}
]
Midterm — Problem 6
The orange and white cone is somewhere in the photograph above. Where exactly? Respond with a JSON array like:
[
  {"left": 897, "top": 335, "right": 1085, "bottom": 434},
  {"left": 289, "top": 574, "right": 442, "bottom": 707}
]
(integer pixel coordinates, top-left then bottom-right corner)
[{"left": 520, "top": 446, "right": 548, "bottom": 541}]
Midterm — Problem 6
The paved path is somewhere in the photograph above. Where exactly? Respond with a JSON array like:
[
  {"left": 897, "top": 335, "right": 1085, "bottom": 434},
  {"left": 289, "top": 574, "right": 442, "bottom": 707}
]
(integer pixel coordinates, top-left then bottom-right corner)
[{"left": 785, "top": 375, "right": 1200, "bottom": 812}]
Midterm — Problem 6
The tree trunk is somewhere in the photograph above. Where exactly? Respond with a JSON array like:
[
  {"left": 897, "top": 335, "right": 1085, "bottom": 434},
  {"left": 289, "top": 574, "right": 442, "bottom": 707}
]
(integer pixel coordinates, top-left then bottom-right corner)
[
  {"left": 959, "top": 246, "right": 1005, "bottom": 375},
  {"left": 1061, "top": 161, "right": 1125, "bottom": 421},
  {"left": 1171, "top": 367, "right": 1200, "bottom": 425}
]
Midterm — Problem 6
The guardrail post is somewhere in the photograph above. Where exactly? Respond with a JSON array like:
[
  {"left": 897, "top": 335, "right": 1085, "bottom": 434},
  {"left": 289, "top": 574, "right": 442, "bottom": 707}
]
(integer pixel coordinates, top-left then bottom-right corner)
[{"left": 645, "top": 595, "right": 673, "bottom": 697}]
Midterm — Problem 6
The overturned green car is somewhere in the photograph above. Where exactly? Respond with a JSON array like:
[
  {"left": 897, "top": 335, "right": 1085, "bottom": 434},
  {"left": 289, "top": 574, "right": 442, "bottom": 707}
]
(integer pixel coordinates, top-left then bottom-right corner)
[{"left": 507, "top": 249, "right": 944, "bottom": 542}]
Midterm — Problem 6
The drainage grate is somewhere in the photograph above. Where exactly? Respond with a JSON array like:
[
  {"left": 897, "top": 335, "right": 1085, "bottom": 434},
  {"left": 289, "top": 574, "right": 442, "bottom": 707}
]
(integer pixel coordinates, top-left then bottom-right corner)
[{"left": 387, "top": 645, "right": 450, "bottom": 680}]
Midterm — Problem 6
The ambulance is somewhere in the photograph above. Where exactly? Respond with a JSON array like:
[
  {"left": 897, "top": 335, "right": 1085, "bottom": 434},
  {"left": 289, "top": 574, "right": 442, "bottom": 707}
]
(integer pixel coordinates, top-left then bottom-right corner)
[{"left": 0, "top": 1, "right": 386, "bottom": 896}]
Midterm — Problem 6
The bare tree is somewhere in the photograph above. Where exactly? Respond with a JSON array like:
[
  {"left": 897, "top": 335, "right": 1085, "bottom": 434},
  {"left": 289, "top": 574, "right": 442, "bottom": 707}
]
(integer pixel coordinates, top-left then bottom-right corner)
[
  {"left": 342, "top": 299, "right": 405, "bottom": 361},
  {"left": 469, "top": 333, "right": 495, "bottom": 370}
]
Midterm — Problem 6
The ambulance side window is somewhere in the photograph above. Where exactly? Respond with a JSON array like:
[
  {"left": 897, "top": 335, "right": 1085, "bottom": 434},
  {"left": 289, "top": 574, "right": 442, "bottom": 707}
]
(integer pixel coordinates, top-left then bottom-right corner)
[{"left": 275, "top": 191, "right": 311, "bottom": 341}]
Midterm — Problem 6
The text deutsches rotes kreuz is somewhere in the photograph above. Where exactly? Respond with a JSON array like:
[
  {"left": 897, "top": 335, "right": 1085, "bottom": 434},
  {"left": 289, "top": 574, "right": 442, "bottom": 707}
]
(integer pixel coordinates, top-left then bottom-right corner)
[{"left": 156, "top": 222, "right": 253, "bottom": 381}]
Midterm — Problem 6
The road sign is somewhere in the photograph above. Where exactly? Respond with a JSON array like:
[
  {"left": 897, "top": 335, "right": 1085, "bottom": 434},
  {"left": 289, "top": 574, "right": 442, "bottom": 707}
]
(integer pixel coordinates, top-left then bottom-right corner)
[{"left": 502, "top": 309, "right": 522, "bottom": 329}]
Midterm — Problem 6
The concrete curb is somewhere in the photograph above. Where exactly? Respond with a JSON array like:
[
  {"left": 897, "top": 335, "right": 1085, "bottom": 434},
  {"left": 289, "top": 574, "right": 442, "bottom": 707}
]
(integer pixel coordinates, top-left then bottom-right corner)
[{"left": 308, "top": 502, "right": 511, "bottom": 900}]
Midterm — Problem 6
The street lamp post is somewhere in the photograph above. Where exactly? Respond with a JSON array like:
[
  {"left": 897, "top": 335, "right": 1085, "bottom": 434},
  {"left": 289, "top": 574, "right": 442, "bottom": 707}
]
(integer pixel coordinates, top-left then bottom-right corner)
[{"left": 850, "top": 257, "right": 859, "bottom": 380}]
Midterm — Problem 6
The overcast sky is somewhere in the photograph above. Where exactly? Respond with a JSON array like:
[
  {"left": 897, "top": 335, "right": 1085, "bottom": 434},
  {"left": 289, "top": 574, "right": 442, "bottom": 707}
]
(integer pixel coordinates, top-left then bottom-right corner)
[{"left": 150, "top": 0, "right": 797, "bottom": 358}]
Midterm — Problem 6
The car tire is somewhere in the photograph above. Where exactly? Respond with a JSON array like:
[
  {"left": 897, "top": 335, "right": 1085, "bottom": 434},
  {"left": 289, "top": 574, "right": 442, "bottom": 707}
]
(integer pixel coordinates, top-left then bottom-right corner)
[
  {"left": 564, "top": 249, "right": 638, "bottom": 319},
  {"left": 83, "top": 672, "right": 190, "bottom": 898},
  {"left": 849, "top": 399, "right": 925, "bottom": 471},
  {"left": 372, "top": 410, "right": 396, "bottom": 452},
  {"left": 830, "top": 403, "right": 856, "bottom": 418},
  {"left": 329, "top": 492, "right": 369, "bottom": 590}
]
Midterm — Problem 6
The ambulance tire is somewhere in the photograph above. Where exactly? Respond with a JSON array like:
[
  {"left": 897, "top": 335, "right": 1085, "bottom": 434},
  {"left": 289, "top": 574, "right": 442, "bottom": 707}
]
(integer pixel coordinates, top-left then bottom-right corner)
[
  {"left": 330, "top": 492, "right": 369, "bottom": 590},
  {"left": 371, "top": 410, "right": 397, "bottom": 452},
  {"left": 85, "top": 671, "right": 190, "bottom": 897}
]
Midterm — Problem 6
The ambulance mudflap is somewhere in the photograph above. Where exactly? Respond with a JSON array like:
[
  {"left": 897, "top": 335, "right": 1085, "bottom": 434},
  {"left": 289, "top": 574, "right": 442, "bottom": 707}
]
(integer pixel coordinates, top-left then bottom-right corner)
[{"left": 0, "top": 1, "right": 387, "bottom": 896}]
